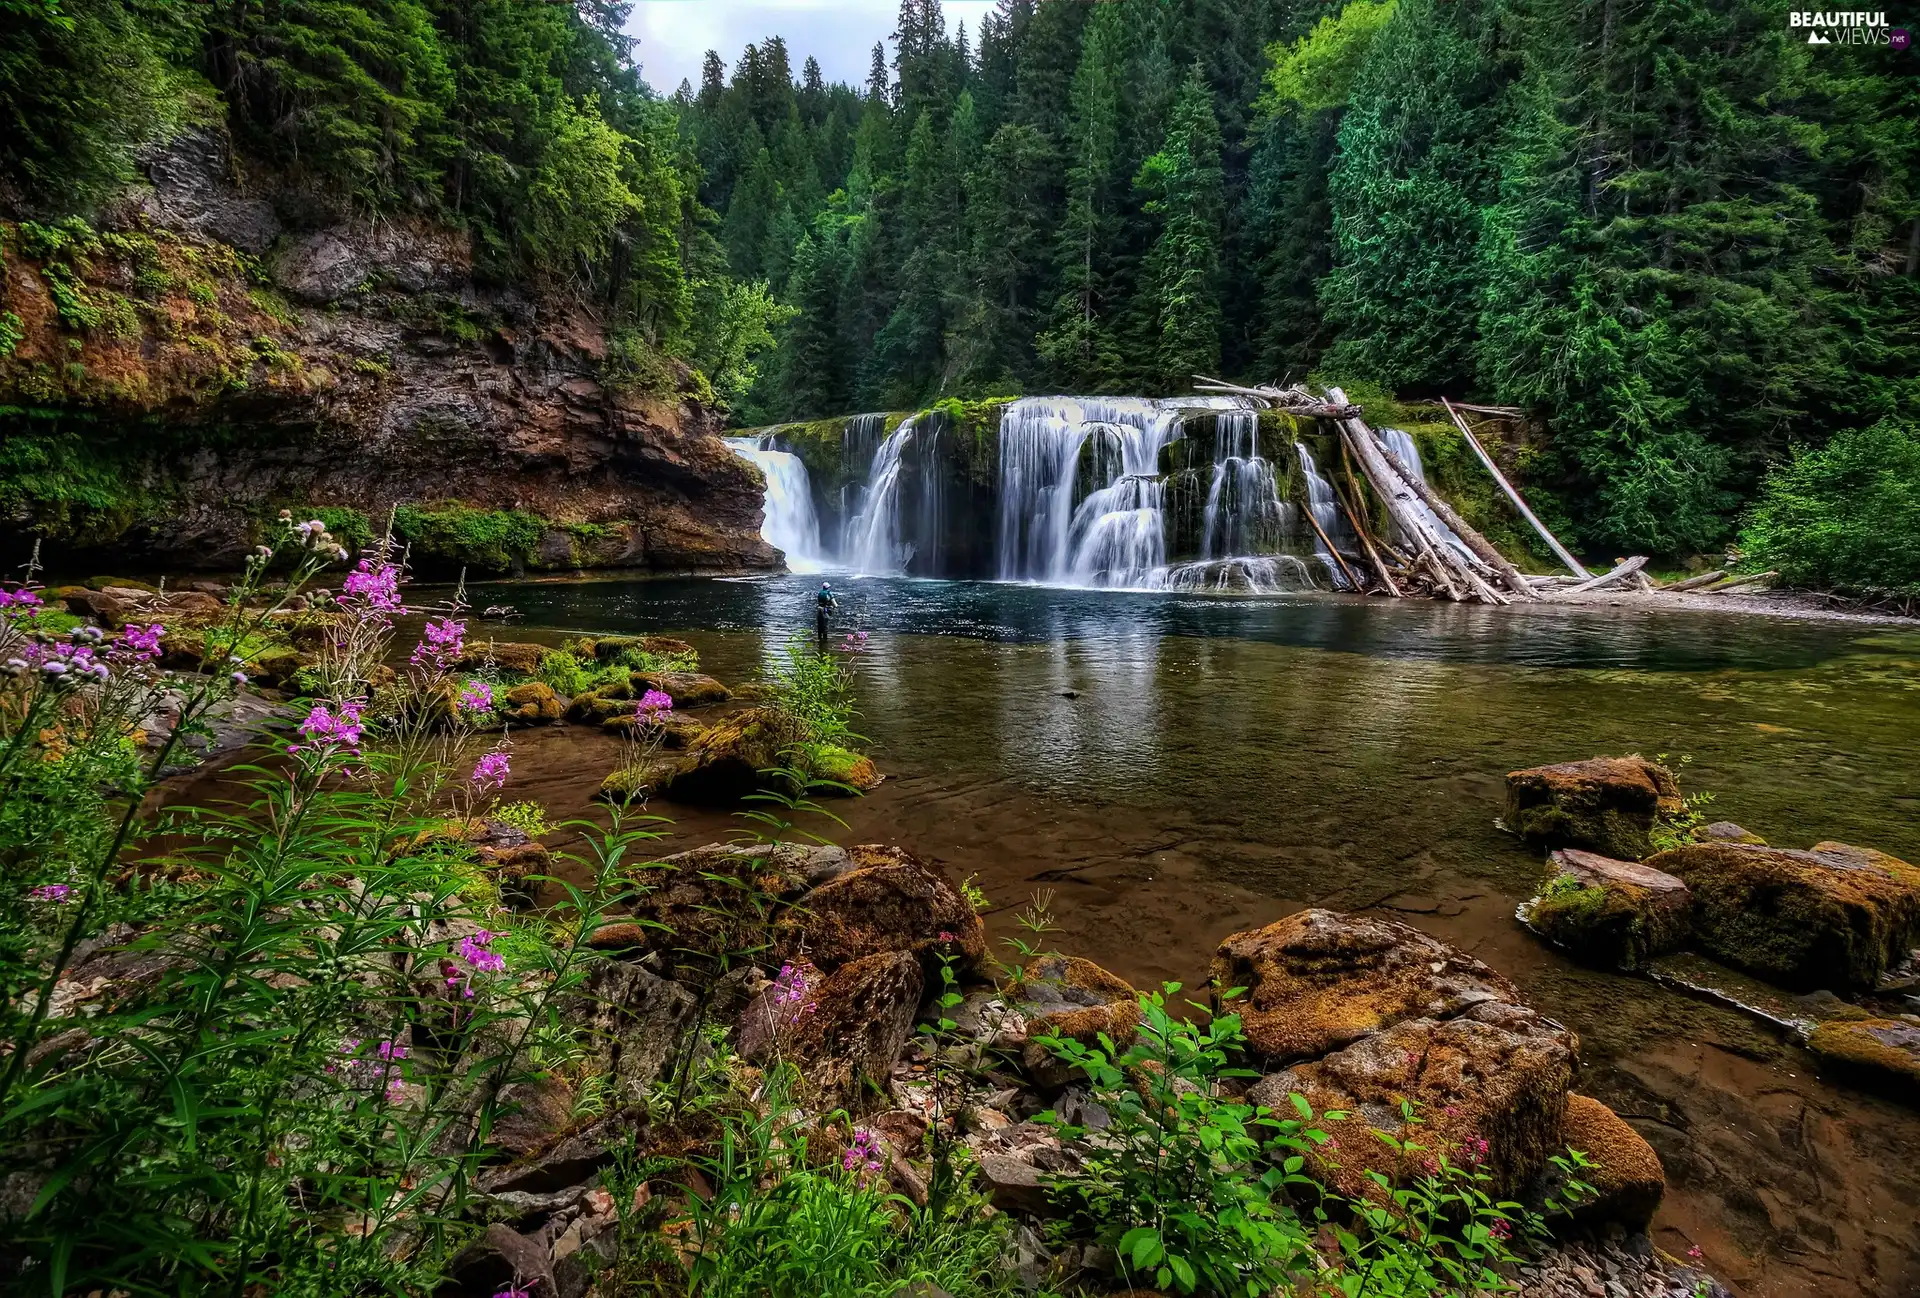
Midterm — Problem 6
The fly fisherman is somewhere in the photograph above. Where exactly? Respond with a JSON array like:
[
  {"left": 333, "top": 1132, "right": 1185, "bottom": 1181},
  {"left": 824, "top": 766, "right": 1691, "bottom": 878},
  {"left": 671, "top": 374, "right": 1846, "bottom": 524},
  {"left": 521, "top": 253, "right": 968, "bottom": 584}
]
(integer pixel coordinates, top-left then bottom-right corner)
[{"left": 814, "top": 581, "right": 838, "bottom": 650}]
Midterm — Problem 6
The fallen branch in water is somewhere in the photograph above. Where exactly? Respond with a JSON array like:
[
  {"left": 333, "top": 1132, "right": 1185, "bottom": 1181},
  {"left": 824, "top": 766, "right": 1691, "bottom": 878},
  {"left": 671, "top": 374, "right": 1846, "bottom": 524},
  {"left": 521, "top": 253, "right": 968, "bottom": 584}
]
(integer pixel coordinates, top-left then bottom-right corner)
[{"left": 1564, "top": 555, "right": 1649, "bottom": 594}]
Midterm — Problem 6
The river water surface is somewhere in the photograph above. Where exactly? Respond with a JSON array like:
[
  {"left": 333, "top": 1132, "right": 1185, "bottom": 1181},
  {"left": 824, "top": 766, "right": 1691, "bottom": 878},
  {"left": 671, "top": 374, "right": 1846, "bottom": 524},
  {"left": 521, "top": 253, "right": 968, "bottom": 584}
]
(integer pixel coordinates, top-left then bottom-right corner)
[{"left": 469, "top": 574, "right": 1920, "bottom": 1298}]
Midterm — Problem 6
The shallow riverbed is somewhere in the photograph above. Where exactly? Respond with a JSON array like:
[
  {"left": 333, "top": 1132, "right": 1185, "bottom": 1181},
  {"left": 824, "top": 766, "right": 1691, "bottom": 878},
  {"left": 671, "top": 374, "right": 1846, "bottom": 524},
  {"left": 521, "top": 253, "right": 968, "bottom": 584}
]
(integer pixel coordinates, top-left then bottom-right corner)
[{"left": 463, "top": 574, "right": 1920, "bottom": 1298}]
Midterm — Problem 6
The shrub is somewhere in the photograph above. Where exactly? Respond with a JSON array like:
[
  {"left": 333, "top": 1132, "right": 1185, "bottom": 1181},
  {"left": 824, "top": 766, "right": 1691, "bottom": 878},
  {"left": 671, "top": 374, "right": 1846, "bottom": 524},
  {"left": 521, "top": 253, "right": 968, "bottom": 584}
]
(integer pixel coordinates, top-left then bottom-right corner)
[
  {"left": 537, "top": 647, "right": 592, "bottom": 696},
  {"left": 1739, "top": 418, "right": 1920, "bottom": 599}
]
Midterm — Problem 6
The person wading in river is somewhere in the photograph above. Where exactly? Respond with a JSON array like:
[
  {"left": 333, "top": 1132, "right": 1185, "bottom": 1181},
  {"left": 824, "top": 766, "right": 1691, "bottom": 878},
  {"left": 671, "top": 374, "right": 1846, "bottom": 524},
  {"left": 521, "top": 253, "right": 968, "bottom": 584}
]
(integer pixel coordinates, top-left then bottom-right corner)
[{"left": 814, "top": 582, "right": 838, "bottom": 650}]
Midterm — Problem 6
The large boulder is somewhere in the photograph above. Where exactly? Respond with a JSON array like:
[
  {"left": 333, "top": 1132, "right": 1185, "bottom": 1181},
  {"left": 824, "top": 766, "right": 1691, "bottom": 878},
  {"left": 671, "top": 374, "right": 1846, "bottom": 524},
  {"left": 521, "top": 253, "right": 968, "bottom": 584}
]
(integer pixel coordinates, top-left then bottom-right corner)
[
  {"left": 587, "top": 635, "right": 696, "bottom": 663},
  {"left": 1647, "top": 841, "right": 1920, "bottom": 990},
  {"left": 1806, "top": 1018, "right": 1920, "bottom": 1099},
  {"left": 1523, "top": 849, "right": 1692, "bottom": 970},
  {"left": 571, "top": 961, "right": 699, "bottom": 1103},
  {"left": 660, "top": 707, "right": 809, "bottom": 804},
  {"left": 811, "top": 744, "right": 883, "bottom": 794},
  {"left": 735, "top": 951, "right": 924, "bottom": 1105},
  {"left": 1248, "top": 1001, "right": 1576, "bottom": 1201},
  {"left": 1209, "top": 910, "right": 1520, "bottom": 1065},
  {"left": 1504, "top": 756, "right": 1683, "bottom": 860},
  {"left": 501, "top": 681, "right": 563, "bottom": 724},
  {"left": 615, "top": 842, "right": 842, "bottom": 966},
  {"left": 457, "top": 640, "right": 550, "bottom": 676},
  {"left": 1541, "top": 1093, "right": 1666, "bottom": 1228},
  {"left": 777, "top": 845, "right": 988, "bottom": 974},
  {"left": 632, "top": 670, "right": 731, "bottom": 709}
]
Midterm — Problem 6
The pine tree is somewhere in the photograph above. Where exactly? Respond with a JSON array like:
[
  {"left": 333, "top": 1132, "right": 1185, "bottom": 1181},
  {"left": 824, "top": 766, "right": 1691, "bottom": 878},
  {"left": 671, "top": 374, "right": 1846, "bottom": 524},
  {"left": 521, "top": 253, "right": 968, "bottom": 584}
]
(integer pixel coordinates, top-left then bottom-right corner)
[
  {"left": 1318, "top": 0, "right": 1497, "bottom": 390},
  {"left": 1036, "top": 1, "right": 1126, "bottom": 389},
  {"left": 1134, "top": 64, "right": 1226, "bottom": 391}
]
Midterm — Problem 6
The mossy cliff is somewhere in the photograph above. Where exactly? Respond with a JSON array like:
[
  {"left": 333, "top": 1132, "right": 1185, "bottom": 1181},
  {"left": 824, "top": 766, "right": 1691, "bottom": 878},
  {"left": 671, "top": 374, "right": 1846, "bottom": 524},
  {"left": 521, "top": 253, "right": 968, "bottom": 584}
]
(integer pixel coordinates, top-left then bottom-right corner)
[{"left": 0, "top": 133, "right": 777, "bottom": 578}]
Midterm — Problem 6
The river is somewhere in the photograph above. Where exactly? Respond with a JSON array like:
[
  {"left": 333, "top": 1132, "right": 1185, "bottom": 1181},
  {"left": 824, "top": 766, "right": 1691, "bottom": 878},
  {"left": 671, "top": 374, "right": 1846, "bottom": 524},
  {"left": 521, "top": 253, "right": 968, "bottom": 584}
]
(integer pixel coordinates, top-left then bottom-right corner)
[{"left": 465, "top": 573, "right": 1920, "bottom": 1298}]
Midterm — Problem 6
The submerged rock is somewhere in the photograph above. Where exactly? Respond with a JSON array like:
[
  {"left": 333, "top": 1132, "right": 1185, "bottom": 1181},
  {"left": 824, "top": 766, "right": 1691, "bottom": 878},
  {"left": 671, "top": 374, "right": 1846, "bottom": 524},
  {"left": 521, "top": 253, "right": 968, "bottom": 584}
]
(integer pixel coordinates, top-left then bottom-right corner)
[
  {"left": 1248, "top": 1001, "right": 1576, "bottom": 1201},
  {"left": 458, "top": 641, "right": 549, "bottom": 676},
  {"left": 1647, "top": 840, "right": 1920, "bottom": 991},
  {"left": 1504, "top": 756, "right": 1683, "bottom": 860},
  {"left": 1209, "top": 909, "right": 1521, "bottom": 1064},
  {"left": 1524, "top": 849, "right": 1692, "bottom": 970},
  {"left": 501, "top": 681, "right": 563, "bottom": 724}
]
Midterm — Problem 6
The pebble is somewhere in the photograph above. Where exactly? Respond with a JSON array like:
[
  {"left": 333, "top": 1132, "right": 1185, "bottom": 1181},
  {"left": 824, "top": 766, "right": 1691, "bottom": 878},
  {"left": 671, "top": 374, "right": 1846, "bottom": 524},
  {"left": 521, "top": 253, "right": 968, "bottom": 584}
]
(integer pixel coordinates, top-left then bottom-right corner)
[{"left": 1515, "top": 1235, "right": 1730, "bottom": 1298}]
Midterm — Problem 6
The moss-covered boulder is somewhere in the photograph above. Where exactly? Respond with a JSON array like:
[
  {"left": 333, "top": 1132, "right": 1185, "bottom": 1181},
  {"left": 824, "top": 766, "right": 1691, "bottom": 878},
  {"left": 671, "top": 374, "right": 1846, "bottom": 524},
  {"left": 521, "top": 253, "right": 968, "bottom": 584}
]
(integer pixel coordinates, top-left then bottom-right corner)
[
  {"left": 1703, "top": 821, "right": 1767, "bottom": 846},
  {"left": 1647, "top": 840, "right": 1920, "bottom": 991},
  {"left": 566, "top": 685, "right": 635, "bottom": 725},
  {"left": 631, "top": 670, "right": 730, "bottom": 709},
  {"left": 610, "top": 842, "right": 834, "bottom": 966},
  {"left": 1544, "top": 1094, "right": 1666, "bottom": 1228},
  {"left": 1505, "top": 755, "right": 1683, "bottom": 860},
  {"left": 501, "top": 681, "right": 563, "bottom": 724},
  {"left": 601, "top": 711, "right": 705, "bottom": 748},
  {"left": 660, "top": 707, "right": 807, "bottom": 804},
  {"left": 1012, "top": 954, "right": 1140, "bottom": 1084},
  {"left": 457, "top": 640, "right": 548, "bottom": 676},
  {"left": 1248, "top": 1001, "right": 1576, "bottom": 1201},
  {"left": 1807, "top": 1018, "right": 1920, "bottom": 1099},
  {"left": 777, "top": 844, "right": 988, "bottom": 974},
  {"left": 596, "top": 758, "right": 680, "bottom": 805},
  {"left": 587, "top": 635, "right": 697, "bottom": 663},
  {"left": 1523, "top": 849, "right": 1692, "bottom": 970},
  {"left": 1209, "top": 909, "right": 1523, "bottom": 1065},
  {"left": 811, "top": 744, "right": 881, "bottom": 793}
]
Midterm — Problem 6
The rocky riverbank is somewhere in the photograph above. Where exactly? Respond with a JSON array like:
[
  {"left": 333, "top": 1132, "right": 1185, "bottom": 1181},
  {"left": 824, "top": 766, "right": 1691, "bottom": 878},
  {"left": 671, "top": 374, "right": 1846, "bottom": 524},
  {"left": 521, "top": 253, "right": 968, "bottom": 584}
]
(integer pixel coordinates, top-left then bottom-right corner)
[{"left": 0, "top": 129, "right": 776, "bottom": 578}]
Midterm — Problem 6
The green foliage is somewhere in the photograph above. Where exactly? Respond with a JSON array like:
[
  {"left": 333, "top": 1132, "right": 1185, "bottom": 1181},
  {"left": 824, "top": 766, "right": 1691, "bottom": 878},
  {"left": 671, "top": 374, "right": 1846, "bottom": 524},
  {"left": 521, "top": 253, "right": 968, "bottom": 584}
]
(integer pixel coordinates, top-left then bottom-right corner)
[
  {"left": 489, "top": 799, "right": 550, "bottom": 837},
  {"left": 0, "top": 310, "right": 22, "bottom": 358},
  {"left": 770, "top": 636, "right": 857, "bottom": 753},
  {"left": 1260, "top": 0, "right": 1399, "bottom": 116},
  {"left": 523, "top": 95, "right": 638, "bottom": 274},
  {"left": 391, "top": 501, "right": 546, "bottom": 573},
  {"left": 1739, "top": 419, "right": 1920, "bottom": 599},
  {"left": 1135, "top": 67, "right": 1226, "bottom": 392},
  {"left": 0, "top": 425, "right": 149, "bottom": 541},
  {"left": 296, "top": 505, "right": 373, "bottom": 550},
  {"left": 602, "top": 324, "right": 683, "bottom": 397},
  {"left": 536, "top": 647, "right": 593, "bottom": 697},
  {"left": 1042, "top": 986, "right": 1590, "bottom": 1296}
]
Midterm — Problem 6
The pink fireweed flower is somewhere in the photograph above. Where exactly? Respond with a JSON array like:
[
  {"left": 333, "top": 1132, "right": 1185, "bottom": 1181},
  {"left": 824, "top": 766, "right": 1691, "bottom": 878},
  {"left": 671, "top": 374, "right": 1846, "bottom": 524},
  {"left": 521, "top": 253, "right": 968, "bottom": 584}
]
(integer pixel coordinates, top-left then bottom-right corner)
[
  {"left": 1463, "top": 1135, "right": 1489, "bottom": 1166},
  {"left": 637, "top": 688, "right": 674, "bottom": 717},
  {"left": 290, "top": 700, "right": 364, "bottom": 759},
  {"left": 27, "top": 884, "right": 72, "bottom": 903},
  {"left": 0, "top": 587, "right": 44, "bottom": 616},
  {"left": 446, "top": 930, "right": 506, "bottom": 999},
  {"left": 493, "top": 1288, "right": 534, "bottom": 1298},
  {"left": 456, "top": 680, "right": 494, "bottom": 716},
  {"left": 1489, "top": 1218, "right": 1512, "bottom": 1241},
  {"left": 470, "top": 750, "right": 510, "bottom": 790},
  {"left": 1686, "top": 1245, "right": 1705, "bottom": 1263},
  {"left": 842, "top": 1129, "right": 884, "bottom": 1181},
  {"left": 116, "top": 623, "right": 164, "bottom": 662},
  {"left": 771, "top": 962, "right": 815, "bottom": 1008},
  {"left": 340, "top": 560, "right": 404, "bottom": 616},
  {"left": 410, "top": 617, "right": 466, "bottom": 673}
]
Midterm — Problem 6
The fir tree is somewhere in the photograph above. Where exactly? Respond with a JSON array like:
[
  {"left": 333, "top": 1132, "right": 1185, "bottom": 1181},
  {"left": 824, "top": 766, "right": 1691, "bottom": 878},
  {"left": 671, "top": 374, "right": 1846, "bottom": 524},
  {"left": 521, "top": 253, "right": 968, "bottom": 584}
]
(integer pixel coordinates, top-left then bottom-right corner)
[{"left": 1135, "top": 65, "right": 1226, "bottom": 392}]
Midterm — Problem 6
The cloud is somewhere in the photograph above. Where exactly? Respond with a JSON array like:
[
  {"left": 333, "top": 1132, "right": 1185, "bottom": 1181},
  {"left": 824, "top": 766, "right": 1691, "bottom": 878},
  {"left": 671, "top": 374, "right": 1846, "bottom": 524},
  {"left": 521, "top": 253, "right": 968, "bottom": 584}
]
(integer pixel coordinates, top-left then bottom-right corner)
[{"left": 628, "top": 0, "right": 995, "bottom": 96}]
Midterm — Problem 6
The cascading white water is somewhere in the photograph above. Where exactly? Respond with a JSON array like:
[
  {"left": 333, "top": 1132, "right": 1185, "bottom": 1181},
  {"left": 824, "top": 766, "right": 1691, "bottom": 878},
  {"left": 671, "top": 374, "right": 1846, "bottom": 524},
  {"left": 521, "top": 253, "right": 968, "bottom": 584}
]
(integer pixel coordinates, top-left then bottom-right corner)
[
  {"left": 1199, "top": 408, "right": 1292, "bottom": 561},
  {"left": 1153, "top": 555, "right": 1319, "bottom": 593},
  {"left": 846, "top": 415, "right": 920, "bottom": 575},
  {"left": 1293, "top": 443, "right": 1353, "bottom": 590},
  {"left": 725, "top": 436, "right": 827, "bottom": 573},
  {"left": 838, "top": 413, "right": 888, "bottom": 552},
  {"left": 1378, "top": 427, "right": 1476, "bottom": 566},
  {"left": 996, "top": 397, "right": 1185, "bottom": 587}
]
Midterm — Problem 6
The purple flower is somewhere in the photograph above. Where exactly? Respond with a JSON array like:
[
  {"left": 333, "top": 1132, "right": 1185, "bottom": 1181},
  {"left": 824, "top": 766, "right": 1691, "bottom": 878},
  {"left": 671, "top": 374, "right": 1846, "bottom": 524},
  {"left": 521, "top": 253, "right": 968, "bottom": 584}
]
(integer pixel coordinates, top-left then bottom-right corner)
[
  {"left": 842, "top": 1129, "right": 884, "bottom": 1181},
  {"left": 458, "top": 931, "right": 507, "bottom": 974},
  {"left": 340, "top": 560, "right": 404, "bottom": 616},
  {"left": 772, "top": 961, "right": 814, "bottom": 1008},
  {"left": 637, "top": 688, "right": 675, "bottom": 716},
  {"left": 456, "top": 680, "right": 494, "bottom": 716},
  {"left": 1490, "top": 1218, "right": 1512, "bottom": 1241},
  {"left": 470, "top": 751, "right": 510, "bottom": 790},
  {"left": 118, "top": 623, "right": 164, "bottom": 661},
  {"left": 493, "top": 1288, "right": 533, "bottom": 1298},
  {"left": 0, "top": 586, "right": 44, "bottom": 616},
  {"left": 328, "top": 1036, "right": 409, "bottom": 1100},
  {"left": 411, "top": 618, "right": 466, "bottom": 673},
  {"left": 291, "top": 700, "right": 364, "bottom": 758},
  {"left": 27, "top": 884, "right": 72, "bottom": 903}
]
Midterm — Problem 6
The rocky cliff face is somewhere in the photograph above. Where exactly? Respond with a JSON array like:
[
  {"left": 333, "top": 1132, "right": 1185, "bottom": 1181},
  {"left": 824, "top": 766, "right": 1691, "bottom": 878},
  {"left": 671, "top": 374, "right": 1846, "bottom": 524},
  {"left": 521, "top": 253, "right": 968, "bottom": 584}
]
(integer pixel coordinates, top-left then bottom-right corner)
[{"left": 0, "top": 129, "right": 777, "bottom": 576}]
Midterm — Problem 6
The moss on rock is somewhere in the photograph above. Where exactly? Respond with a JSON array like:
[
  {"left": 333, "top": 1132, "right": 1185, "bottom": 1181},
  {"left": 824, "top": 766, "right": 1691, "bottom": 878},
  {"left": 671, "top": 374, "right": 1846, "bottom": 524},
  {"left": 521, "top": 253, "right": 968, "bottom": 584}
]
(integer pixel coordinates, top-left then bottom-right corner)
[
  {"left": 1505, "top": 755, "right": 1683, "bottom": 860},
  {"left": 1524, "top": 849, "right": 1692, "bottom": 971},
  {"left": 1806, "top": 1018, "right": 1920, "bottom": 1099},
  {"left": 1648, "top": 840, "right": 1920, "bottom": 991},
  {"left": 1552, "top": 1094, "right": 1666, "bottom": 1228}
]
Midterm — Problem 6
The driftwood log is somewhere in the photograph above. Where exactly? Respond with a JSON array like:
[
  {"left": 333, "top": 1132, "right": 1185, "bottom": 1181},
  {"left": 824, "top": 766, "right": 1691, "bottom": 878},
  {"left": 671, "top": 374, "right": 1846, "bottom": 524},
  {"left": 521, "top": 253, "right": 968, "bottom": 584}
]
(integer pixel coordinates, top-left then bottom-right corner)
[
  {"left": 1191, "top": 375, "right": 1363, "bottom": 420},
  {"left": 1707, "top": 570, "right": 1778, "bottom": 593},
  {"left": 1441, "top": 398, "right": 1589, "bottom": 579},
  {"left": 1663, "top": 569, "right": 1728, "bottom": 592},
  {"left": 1564, "top": 555, "right": 1649, "bottom": 594}
]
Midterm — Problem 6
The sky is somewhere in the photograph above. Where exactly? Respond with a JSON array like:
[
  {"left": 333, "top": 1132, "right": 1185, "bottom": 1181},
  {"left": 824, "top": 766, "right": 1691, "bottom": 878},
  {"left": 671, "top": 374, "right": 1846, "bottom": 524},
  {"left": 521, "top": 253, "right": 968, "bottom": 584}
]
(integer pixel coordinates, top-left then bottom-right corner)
[{"left": 627, "top": 0, "right": 997, "bottom": 96}]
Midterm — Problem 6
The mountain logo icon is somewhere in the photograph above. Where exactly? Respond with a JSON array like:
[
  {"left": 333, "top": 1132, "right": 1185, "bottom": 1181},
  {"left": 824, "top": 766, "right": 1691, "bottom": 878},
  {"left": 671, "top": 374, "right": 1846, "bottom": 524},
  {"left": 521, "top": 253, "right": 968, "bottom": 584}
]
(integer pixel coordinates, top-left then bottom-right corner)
[{"left": 1806, "top": 28, "right": 1829, "bottom": 41}]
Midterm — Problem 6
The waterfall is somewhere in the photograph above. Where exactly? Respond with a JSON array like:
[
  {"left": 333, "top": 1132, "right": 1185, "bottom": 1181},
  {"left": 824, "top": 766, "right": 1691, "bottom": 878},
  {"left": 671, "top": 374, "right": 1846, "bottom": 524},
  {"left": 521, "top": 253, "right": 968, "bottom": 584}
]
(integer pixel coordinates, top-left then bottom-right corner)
[
  {"left": 1378, "top": 427, "right": 1476, "bottom": 566},
  {"left": 995, "top": 397, "right": 1184, "bottom": 587},
  {"left": 836, "top": 414, "right": 888, "bottom": 555},
  {"left": 725, "top": 437, "right": 826, "bottom": 573},
  {"left": 1293, "top": 443, "right": 1353, "bottom": 591},
  {"left": 1153, "top": 555, "right": 1319, "bottom": 593},
  {"left": 1199, "top": 408, "right": 1291, "bottom": 560},
  {"left": 846, "top": 415, "right": 920, "bottom": 575}
]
